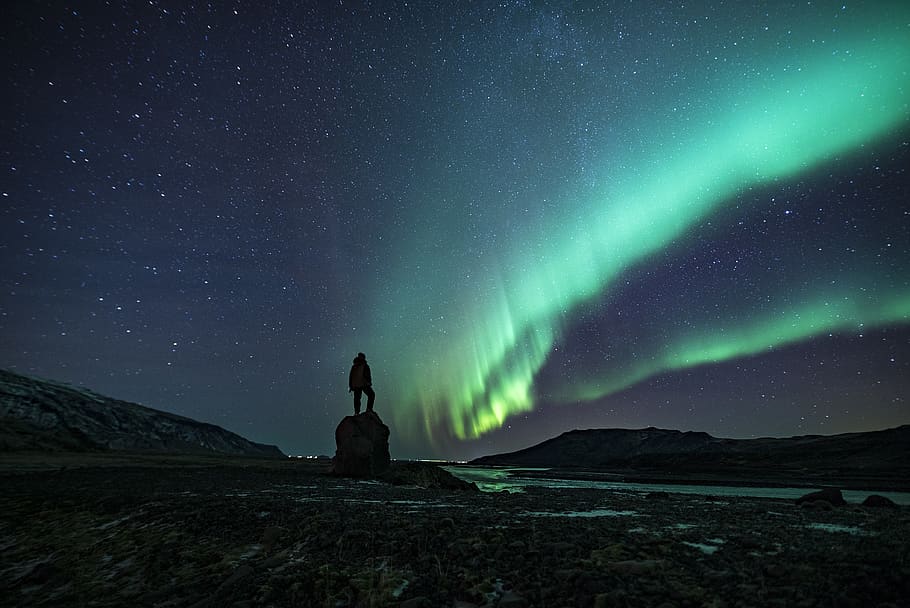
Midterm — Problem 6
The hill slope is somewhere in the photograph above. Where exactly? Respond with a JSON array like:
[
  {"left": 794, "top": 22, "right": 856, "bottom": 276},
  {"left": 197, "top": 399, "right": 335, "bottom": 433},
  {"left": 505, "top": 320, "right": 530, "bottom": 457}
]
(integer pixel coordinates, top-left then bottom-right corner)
[
  {"left": 0, "top": 369, "right": 284, "bottom": 457},
  {"left": 471, "top": 425, "right": 910, "bottom": 486}
]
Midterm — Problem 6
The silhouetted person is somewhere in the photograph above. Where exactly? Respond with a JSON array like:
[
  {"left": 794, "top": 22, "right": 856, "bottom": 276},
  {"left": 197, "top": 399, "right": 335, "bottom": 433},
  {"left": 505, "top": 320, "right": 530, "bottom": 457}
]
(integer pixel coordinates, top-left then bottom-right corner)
[{"left": 348, "top": 352, "right": 375, "bottom": 414}]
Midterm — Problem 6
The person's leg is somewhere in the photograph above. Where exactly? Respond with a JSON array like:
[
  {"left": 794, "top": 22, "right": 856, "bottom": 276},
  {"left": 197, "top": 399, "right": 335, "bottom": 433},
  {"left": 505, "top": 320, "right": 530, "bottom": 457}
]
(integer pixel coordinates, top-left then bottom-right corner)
[
  {"left": 353, "top": 389, "right": 362, "bottom": 414},
  {"left": 364, "top": 386, "right": 375, "bottom": 411}
]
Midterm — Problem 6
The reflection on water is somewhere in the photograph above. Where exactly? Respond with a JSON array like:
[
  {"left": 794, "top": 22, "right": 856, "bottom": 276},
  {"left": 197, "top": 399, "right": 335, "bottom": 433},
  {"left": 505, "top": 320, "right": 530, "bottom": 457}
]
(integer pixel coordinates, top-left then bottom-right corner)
[
  {"left": 442, "top": 466, "right": 541, "bottom": 492},
  {"left": 444, "top": 466, "right": 910, "bottom": 505},
  {"left": 805, "top": 523, "right": 871, "bottom": 535},
  {"left": 683, "top": 540, "right": 722, "bottom": 554}
]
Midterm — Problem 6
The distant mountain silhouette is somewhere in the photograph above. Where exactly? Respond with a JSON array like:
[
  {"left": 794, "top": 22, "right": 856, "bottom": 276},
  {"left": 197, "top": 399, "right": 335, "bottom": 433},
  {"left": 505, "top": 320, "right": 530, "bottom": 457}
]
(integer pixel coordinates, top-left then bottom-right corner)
[
  {"left": 0, "top": 369, "right": 284, "bottom": 457},
  {"left": 473, "top": 427, "right": 719, "bottom": 467},
  {"left": 471, "top": 425, "right": 910, "bottom": 487}
]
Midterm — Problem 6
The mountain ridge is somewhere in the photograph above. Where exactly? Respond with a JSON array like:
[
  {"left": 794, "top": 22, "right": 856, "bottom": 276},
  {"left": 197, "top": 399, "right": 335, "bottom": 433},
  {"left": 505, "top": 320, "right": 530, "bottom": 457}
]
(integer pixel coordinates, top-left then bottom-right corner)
[
  {"left": 0, "top": 369, "right": 284, "bottom": 457},
  {"left": 470, "top": 425, "right": 910, "bottom": 486}
]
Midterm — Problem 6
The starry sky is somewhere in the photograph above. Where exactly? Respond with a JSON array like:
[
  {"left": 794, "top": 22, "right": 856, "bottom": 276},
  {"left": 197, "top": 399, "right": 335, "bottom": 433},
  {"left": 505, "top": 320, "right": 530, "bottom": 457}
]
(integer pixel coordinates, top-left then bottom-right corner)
[{"left": 2, "top": 1, "right": 909, "bottom": 460}]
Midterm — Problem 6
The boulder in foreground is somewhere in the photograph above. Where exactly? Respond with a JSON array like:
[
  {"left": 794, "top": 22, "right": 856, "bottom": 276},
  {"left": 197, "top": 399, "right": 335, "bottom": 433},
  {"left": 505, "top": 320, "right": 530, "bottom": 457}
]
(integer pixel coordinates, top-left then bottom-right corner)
[
  {"left": 862, "top": 494, "right": 898, "bottom": 509},
  {"left": 795, "top": 488, "right": 846, "bottom": 507},
  {"left": 379, "top": 461, "right": 479, "bottom": 491},
  {"left": 330, "top": 411, "right": 390, "bottom": 477}
]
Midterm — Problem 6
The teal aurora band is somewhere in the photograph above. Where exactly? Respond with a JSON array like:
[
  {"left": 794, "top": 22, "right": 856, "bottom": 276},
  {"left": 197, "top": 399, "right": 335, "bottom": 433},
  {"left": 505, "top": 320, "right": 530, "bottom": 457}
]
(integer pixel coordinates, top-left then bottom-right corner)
[{"left": 351, "top": 4, "right": 910, "bottom": 445}]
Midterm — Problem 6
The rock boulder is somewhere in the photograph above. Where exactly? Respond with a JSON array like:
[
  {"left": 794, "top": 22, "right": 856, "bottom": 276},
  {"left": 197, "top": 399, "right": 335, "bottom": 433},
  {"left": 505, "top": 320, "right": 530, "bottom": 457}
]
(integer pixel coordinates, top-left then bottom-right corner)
[
  {"left": 795, "top": 488, "right": 847, "bottom": 507},
  {"left": 379, "top": 461, "right": 479, "bottom": 491},
  {"left": 330, "top": 411, "right": 391, "bottom": 477},
  {"left": 862, "top": 494, "right": 898, "bottom": 509}
]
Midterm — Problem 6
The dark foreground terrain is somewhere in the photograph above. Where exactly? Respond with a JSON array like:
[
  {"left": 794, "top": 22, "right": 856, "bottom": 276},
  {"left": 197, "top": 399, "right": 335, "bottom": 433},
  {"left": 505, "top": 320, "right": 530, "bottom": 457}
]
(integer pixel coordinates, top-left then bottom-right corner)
[{"left": 1, "top": 455, "right": 907, "bottom": 608}]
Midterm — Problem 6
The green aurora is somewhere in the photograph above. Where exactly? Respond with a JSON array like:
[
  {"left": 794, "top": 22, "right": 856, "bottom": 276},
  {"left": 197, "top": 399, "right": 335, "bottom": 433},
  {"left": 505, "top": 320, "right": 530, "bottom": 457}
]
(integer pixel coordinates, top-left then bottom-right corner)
[
  {"left": 562, "top": 291, "right": 910, "bottom": 406},
  {"left": 365, "top": 7, "right": 910, "bottom": 445}
]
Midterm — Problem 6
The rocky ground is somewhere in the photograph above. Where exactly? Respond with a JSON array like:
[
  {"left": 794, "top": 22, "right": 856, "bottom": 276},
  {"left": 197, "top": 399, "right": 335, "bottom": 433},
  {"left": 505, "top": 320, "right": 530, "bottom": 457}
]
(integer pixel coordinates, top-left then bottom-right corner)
[{"left": 1, "top": 456, "right": 907, "bottom": 608}]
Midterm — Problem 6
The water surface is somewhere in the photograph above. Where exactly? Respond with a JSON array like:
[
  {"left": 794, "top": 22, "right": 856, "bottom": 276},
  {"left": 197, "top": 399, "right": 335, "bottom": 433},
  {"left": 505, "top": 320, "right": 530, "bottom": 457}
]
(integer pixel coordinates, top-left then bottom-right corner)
[{"left": 444, "top": 466, "right": 910, "bottom": 505}]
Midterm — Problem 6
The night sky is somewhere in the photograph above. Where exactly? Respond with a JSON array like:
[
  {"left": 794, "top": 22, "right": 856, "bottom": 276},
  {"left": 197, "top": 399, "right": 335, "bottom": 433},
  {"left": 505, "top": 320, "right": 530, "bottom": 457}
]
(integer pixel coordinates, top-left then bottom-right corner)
[{"left": 2, "top": 1, "right": 909, "bottom": 460}]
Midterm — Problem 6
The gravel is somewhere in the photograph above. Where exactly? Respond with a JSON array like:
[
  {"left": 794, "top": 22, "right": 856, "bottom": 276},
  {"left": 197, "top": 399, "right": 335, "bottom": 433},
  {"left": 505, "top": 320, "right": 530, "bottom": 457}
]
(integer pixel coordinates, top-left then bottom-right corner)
[{"left": 1, "top": 459, "right": 907, "bottom": 607}]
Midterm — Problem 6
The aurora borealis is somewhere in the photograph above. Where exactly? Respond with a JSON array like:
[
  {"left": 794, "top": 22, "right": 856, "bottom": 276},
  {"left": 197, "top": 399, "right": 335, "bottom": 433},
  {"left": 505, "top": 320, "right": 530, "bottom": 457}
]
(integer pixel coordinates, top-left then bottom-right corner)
[{"left": 2, "top": 2, "right": 909, "bottom": 459}]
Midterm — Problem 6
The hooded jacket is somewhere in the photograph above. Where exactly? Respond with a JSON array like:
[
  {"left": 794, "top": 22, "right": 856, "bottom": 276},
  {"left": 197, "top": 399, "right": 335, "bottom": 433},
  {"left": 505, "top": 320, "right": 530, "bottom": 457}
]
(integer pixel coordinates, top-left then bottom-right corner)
[{"left": 349, "top": 355, "right": 372, "bottom": 390}]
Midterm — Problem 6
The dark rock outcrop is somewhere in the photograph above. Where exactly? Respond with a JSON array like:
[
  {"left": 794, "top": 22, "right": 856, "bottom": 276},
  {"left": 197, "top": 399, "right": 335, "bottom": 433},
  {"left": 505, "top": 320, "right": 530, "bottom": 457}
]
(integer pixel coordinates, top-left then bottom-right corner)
[
  {"left": 0, "top": 369, "right": 284, "bottom": 457},
  {"left": 862, "top": 494, "right": 898, "bottom": 509},
  {"left": 795, "top": 488, "right": 847, "bottom": 507},
  {"left": 330, "top": 411, "right": 390, "bottom": 477},
  {"left": 379, "top": 461, "right": 479, "bottom": 491},
  {"left": 800, "top": 499, "right": 834, "bottom": 511}
]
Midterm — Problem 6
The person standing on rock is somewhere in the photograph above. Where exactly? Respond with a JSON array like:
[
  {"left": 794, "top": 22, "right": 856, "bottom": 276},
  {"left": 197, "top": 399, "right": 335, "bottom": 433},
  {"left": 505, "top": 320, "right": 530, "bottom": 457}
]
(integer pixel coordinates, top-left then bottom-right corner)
[{"left": 348, "top": 352, "right": 375, "bottom": 415}]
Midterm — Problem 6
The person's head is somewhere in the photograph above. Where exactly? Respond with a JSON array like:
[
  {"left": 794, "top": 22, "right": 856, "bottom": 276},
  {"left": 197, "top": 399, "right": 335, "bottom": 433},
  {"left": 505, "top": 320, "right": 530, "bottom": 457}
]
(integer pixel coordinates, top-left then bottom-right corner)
[{"left": 356, "top": 352, "right": 366, "bottom": 362}]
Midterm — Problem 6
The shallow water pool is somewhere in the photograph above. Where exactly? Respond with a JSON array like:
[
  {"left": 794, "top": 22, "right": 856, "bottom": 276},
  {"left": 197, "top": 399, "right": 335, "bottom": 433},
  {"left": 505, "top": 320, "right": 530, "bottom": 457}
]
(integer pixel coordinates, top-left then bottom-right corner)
[{"left": 444, "top": 466, "right": 910, "bottom": 505}]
